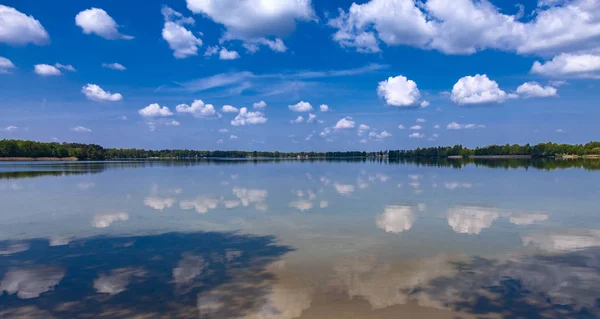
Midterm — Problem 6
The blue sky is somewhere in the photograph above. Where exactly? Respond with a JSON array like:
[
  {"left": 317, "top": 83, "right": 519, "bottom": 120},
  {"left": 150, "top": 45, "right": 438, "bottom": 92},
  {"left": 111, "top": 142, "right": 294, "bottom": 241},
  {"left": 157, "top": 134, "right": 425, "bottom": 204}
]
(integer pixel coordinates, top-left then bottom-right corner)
[{"left": 1, "top": 0, "right": 599, "bottom": 151}]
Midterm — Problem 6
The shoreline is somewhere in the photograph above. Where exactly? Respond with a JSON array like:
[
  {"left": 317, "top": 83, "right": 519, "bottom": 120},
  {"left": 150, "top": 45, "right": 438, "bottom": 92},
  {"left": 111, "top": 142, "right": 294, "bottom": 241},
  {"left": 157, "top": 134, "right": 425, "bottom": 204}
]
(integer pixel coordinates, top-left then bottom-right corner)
[{"left": 0, "top": 157, "right": 78, "bottom": 162}]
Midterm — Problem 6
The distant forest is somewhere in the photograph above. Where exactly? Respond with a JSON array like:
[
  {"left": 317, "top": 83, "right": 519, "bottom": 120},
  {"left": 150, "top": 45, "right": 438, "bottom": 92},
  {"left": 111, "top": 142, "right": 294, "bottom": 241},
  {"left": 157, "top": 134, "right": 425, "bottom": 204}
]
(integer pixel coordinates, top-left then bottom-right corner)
[{"left": 0, "top": 139, "right": 599, "bottom": 160}]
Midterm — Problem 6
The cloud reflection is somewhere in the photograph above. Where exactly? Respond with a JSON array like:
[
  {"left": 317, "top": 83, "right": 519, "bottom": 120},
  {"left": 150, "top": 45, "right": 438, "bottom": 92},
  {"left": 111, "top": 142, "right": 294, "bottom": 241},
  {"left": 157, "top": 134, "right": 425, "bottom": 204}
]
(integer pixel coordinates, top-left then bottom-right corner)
[
  {"left": 1, "top": 266, "right": 64, "bottom": 299},
  {"left": 376, "top": 205, "right": 416, "bottom": 233},
  {"left": 447, "top": 206, "right": 499, "bottom": 234},
  {"left": 92, "top": 212, "right": 129, "bottom": 228}
]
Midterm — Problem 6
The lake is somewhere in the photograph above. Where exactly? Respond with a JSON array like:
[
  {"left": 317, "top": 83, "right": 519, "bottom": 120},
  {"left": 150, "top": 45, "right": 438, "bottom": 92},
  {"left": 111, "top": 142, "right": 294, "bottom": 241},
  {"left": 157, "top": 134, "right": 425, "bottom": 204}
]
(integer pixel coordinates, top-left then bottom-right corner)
[{"left": 1, "top": 159, "right": 599, "bottom": 318}]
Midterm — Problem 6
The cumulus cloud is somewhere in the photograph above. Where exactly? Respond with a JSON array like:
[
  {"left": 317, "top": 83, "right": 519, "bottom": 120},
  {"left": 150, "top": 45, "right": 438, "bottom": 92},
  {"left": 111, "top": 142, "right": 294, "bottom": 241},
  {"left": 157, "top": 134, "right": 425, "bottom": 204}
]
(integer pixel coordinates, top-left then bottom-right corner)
[
  {"left": 232, "top": 187, "right": 268, "bottom": 207},
  {"left": 446, "top": 121, "right": 485, "bottom": 130},
  {"left": 54, "top": 63, "right": 76, "bottom": 72},
  {"left": 447, "top": 206, "right": 499, "bottom": 234},
  {"left": 219, "top": 47, "right": 240, "bottom": 60},
  {"left": 34, "top": 64, "right": 61, "bottom": 76},
  {"left": 516, "top": 81, "right": 558, "bottom": 98},
  {"left": 92, "top": 212, "right": 129, "bottom": 228},
  {"left": 410, "top": 125, "right": 422, "bottom": 130},
  {"left": 71, "top": 126, "right": 92, "bottom": 133},
  {"left": 327, "top": 0, "right": 600, "bottom": 57},
  {"left": 307, "top": 113, "right": 317, "bottom": 123},
  {"left": 334, "top": 117, "right": 355, "bottom": 129},
  {"left": 144, "top": 196, "right": 176, "bottom": 210},
  {"left": 229, "top": 134, "right": 238, "bottom": 140},
  {"left": 334, "top": 183, "right": 355, "bottom": 195},
  {"left": 409, "top": 132, "right": 424, "bottom": 138},
  {"left": 290, "top": 116, "right": 304, "bottom": 124},
  {"left": 161, "top": 6, "right": 203, "bottom": 59},
  {"left": 369, "top": 131, "right": 392, "bottom": 140},
  {"left": 253, "top": 100, "right": 267, "bottom": 109},
  {"left": 376, "top": 205, "right": 416, "bottom": 233},
  {"left": 377, "top": 75, "right": 425, "bottom": 107},
  {"left": 231, "top": 107, "right": 267, "bottom": 126},
  {"left": 102, "top": 62, "right": 126, "bottom": 71},
  {"left": 185, "top": 0, "right": 314, "bottom": 52},
  {"left": 531, "top": 53, "right": 600, "bottom": 78},
  {"left": 81, "top": 84, "right": 123, "bottom": 102},
  {"left": 289, "top": 101, "right": 313, "bottom": 112},
  {"left": 176, "top": 100, "right": 220, "bottom": 118},
  {"left": 319, "top": 104, "right": 329, "bottom": 112},
  {"left": 509, "top": 213, "right": 548, "bottom": 225},
  {"left": 0, "top": 56, "right": 15, "bottom": 73},
  {"left": 138, "top": 103, "right": 173, "bottom": 117},
  {"left": 94, "top": 269, "right": 136, "bottom": 295},
  {"left": 522, "top": 229, "right": 600, "bottom": 252},
  {"left": 0, "top": 5, "right": 49, "bottom": 45},
  {"left": 290, "top": 199, "right": 313, "bottom": 211},
  {"left": 1, "top": 266, "right": 64, "bottom": 299},
  {"left": 180, "top": 197, "right": 220, "bottom": 214},
  {"left": 75, "top": 8, "right": 133, "bottom": 40},
  {"left": 221, "top": 105, "right": 239, "bottom": 113},
  {"left": 451, "top": 74, "right": 516, "bottom": 105},
  {"left": 398, "top": 124, "right": 405, "bottom": 129}
]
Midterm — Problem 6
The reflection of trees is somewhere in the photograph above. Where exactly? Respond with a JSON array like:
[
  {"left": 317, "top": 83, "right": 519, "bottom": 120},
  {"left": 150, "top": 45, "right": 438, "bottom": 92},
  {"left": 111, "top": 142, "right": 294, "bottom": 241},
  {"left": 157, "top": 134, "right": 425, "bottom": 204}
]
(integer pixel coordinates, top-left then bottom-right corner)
[{"left": 0, "top": 232, "right": 293, "bottom": 318}]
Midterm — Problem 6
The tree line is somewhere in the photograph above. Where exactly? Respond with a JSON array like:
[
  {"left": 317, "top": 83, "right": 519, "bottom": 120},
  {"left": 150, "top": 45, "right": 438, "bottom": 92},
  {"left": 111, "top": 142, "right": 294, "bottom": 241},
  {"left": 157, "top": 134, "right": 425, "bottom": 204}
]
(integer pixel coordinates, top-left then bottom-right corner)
[
  {"left": 1, "top": 139, "right": 599, "bottom": 160},
  {"left": 388, "top": 142, "right": 600, "bottom": 158}
]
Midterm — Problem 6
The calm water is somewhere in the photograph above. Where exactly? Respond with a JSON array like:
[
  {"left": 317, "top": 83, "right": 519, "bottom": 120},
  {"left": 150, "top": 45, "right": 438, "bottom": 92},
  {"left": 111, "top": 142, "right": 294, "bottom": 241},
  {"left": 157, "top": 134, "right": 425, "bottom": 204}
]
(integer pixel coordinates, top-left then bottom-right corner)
[{"left": 1, "top": 160, "right": 599, "bottom": 318}]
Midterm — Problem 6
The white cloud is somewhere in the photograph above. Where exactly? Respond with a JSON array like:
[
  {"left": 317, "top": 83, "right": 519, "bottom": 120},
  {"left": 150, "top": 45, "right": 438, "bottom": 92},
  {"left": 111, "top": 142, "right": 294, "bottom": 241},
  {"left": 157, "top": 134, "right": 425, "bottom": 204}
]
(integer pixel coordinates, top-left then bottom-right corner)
[
  {"left": 102, "top": 62, "right": 126, "bottom": 71},
  {"left": 2, "top": 125, "right": 18, "bottom": 132},
  {"left": 34, "top": 64, "right": 61, "bottom": 76},
  {"left": 180, "top": 197, "right": 220, "bottom": 214},
  {"left": 328, "top": 0, "right": 600, "bottom": 57},
  {"left": 420, "top": 100, "right": 430, "bottom": 108},
  {"left": 54, "top": 63, "right": 76, "bottom": 72},
  {"left": 218, "top": 128, "right": 228, "bottom": 133},
  {"left": 447, "top": 206, "right": 499, "bottom": 235},
  {"left": 334, "top": 117, "right": 355, "bottom": 129},
  {"left": 176, "top": 100, "right": 220, "bottom": 118},
  {"left": 410, "top": 125, "right": 422, "bottom": 130},
  {"left": 231, "top": 107, "right": 267, "bottom": 126},
  {"left": 0, "top": 266, "right": 64, "bottom": 299},
  {"left": 451, "top": 74, "right": 516, "bottom": 105},
  {"left": 516, "top": 81, "right": 558, "bottom": 98},
  {"left": 522, "top": 229, "right": 600, "bottom": 252},
  {"left": 433, "top": 124, "right": 440, "bottom": 129},
  {"left": 94, "top": 270, "right": 132, "bottom": 295},
  {"left": 232, "top": 187, "right": 268, "bottom": 207},
  {"left": 307, "top": 113, "right": 317, "bottom": 123},
  {"left": 92, "top": 212, "right": 129, "bottom": 228},
  {"left": 81, "top": 84, "right": 123, "bottom": 102},
  {"left": 253, "top": 100, "right": 267, "bottom": 109},
  {"left": 377, "top": 75, "right": 422, "bottom": 107},
  {"left": 357, "top": 124, "right": 370, "bottom": 135},
  {"left": 334, "top": 183, "right": 355, "bottom": 195},
  {"left": 290, "top": 199, "right": 313, "bottom": 211},
  {"left": 319, "top": 104, "right": 329, "bottom": 112},
  {"left": 416, "top": 118, "right": 426, "bottom": 123},
  {"left": 0, "top": 56, "right": 15, "bottom": 73},
  {"left": 320, "top": 200, "right": 329, "bottom": 208},
  {"left": 289, "top": 101, "right": 313, "bottom": 112},
  {"left": 509, "top": 213, "right": 548, "bottom": 226},
  {"left": 409, "top": 132, "right": 424, "bottom": 139},
  {"left": 204, "top": 45, "right": 219, "bottom": 56},
  {"left": 398, "top": 124, "right": 405, "bottom": 129},
  {"left": 161, "top": 6, "right": 202, "bottom": 59},
  {"left": 291, "top": 116, "right": 304, "bottom": 124},
  {"left": 229, "top": 134, "right": 238, "bottom": 140},
  {"left": 173, "top": 254, "right": 206, "bottom": 284},
  {"left": 144, "top": 196, "right": 176, "bottom": 210},
  {"left": 556, "top": 128, "right": 566, "bottom": 133},
  {"left": 376, "top": 205, "right": 416, "bottom": 233},
  {"left": 221, "top": 105, "right": 239, "bottom": 113},
  {"left": 139, "top": 103, "right": 173, "bottom": 117},
  {"left": 71, "top": 126, "right": 92, "bottom": 133},
  {"left": 219, "top": 47, "right": 240, "bottom": 60},
  {"left": 369, "top": 131, "right": 392, "bottom": 140},
  {"left": 446, "top": 121, "right": 486, "bottom": 130},
  {"left": 75, "top": 8, "right": 133, "bottom": 40},
  {"left": 185, "top": 0, "right": 314, "bottom": 52},
  {"left": 0, "top": 5, "right": 49, "bottom": 46},
  {"left": 531, "top": 53, "right": 600, "bottom": 78}
]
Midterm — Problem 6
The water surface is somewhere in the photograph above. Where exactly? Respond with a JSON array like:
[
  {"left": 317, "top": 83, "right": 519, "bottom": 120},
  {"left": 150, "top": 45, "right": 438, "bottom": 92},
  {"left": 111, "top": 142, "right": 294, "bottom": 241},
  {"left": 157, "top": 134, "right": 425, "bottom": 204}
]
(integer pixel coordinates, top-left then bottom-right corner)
[{"left": 1, "top": 159, "right": 599, "bottom": 318}]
